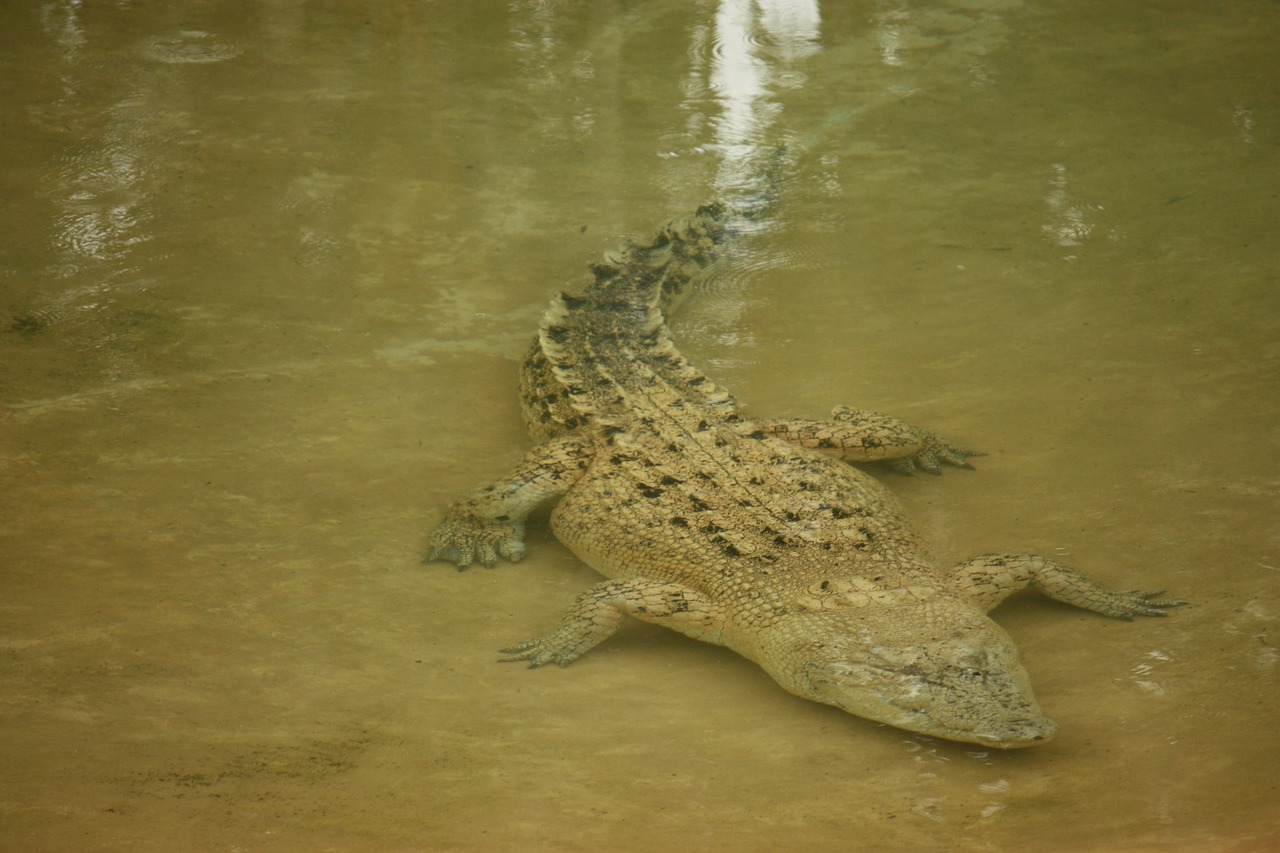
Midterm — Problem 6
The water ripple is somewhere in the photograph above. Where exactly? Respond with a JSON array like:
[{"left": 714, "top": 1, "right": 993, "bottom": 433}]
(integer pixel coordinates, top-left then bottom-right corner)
[{"left": 137, "top": 31, "right": 243, "bottom": 65}]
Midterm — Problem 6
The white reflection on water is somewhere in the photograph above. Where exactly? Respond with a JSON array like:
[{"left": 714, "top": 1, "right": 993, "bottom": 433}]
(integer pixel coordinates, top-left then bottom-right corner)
[
  {"left": 38, "top": 2, "right": 151, "bottom": 275},
  {"left": 1232, "top": 103, "right": 1256, "bottom": 146},
  {"left": 39, "top": 0, "right": 86, "bottom": 59},
  {"left": 706, "top": 0, "right": 820, "bottom": 200},
  {"left": 675, "top": 1, "right": 821, "bottom": 373},
  {"left": 873, "top": 3, "right": 911, "bottom": 68},
  {"left": 1042, "top": 162, "right": 1094, "bottom": 250}
]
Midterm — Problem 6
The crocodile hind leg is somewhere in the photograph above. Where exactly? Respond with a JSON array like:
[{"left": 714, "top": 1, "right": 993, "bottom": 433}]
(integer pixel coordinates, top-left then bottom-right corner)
[
  {"left": 751, "top": 406, "right": 981, "bottom": 474},
  {"left": 501, "top": 578, "right": 728, "bottom": 667},
  {"left": 427, "top": 432, "right": 596, "bottom": 569},
  {"left": 948, "top": 553, "right": 1184, "bottom": 620}
]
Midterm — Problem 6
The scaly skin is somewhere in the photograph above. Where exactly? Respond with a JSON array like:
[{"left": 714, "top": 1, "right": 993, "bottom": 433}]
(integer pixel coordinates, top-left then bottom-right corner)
[{"left": 426, "top": 204, "right": 1181, "bottom": 748}]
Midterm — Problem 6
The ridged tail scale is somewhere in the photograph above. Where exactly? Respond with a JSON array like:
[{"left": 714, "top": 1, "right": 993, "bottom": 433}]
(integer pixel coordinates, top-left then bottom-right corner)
[{"left": 536, "top": 204, "right": 739, "bottom": 433}]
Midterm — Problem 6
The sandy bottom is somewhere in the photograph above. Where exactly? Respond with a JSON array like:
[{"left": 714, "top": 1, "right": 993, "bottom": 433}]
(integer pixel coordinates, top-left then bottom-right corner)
[{"left": 2, "top": 1, "right": 1278, "bottom": 850}]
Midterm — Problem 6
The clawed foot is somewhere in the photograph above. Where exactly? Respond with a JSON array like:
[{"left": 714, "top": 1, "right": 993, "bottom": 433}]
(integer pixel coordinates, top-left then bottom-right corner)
[
  {"left": 828, "top": 406, "right": 982, "bottom": 475},
  {"left": 426, "top": 508, "right": 526, "bottom": 569},
  {"left": 499, "top": 630, "right": 592, "bottom": 668},
  {"left": 887, "top": 431, "right": 985, "bottom": 476},
  {"left": 1090, "top": 589, "right": 1186, "bottom": 621}
]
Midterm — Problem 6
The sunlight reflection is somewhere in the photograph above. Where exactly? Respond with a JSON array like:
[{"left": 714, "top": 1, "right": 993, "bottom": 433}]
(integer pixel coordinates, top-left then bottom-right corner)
[
  {"left": 1042, "top": 162, "right": 1094, "bottom": 250},
  {"left": 873, "top": 4, "right": 911, "bottom": 68},
  {"left": 50, "top": 135, "right": 151, "bottom": 266},
  {"left": 40, "top": 0, "right": 150, "bottom": 272},
  {"left": 1232, "top": 103, "right": 1256, "bottom": 146},
  {"left": 706, "top": 0, "right": 820, "bottom": 202},
  {"left": 40, "top": 0, "right": 86, "bottom": 58}
]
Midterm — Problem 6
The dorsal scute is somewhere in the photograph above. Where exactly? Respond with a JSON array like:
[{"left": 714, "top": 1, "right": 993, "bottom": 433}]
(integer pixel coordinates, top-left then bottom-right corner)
[{"left": 534, "top": 203, "right": 738, "bottom": 425}]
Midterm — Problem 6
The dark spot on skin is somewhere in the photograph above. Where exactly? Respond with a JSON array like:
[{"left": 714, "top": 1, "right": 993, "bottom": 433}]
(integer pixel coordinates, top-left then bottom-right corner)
[
  {"left": 639, "top": 485, "right": 663, "bottom": 499},
  {"left": 697, "top": 420, "right": 709, "bottom": 431},
  {"left": 670, "top": 516, "right": 689, "bottom": 527},
  {"left": 722, "top": 544, "right": 742, "bottom": 558},
  {"left": 660, "top": 475, "right": 681, "bottom": 486},
  {"left": 747, "top": 430, "right": 767, "bottom": 440},
  {"left": 590, "top": 263, "right": 619, "bottom": 282}
]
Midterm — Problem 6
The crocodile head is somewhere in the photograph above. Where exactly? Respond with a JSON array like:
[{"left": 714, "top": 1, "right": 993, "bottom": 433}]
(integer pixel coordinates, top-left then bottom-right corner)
[{"left": 757, "top": 601, "right": 1058, "bottom": 748}]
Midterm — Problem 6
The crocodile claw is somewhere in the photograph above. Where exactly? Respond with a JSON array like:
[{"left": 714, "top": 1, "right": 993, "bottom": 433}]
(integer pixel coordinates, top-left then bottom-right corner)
[
  {"left": 499, "top": 634, "right": 586, "bottom": 668},
  {"left": 890, "top": 432, "right": 984, "bottom": 476},
  {"left": 1103, "top": 590, "right": 1186, "bottom": 621},
  {"left": 426, "top": 512, "right": 526, "bottom": 569}
]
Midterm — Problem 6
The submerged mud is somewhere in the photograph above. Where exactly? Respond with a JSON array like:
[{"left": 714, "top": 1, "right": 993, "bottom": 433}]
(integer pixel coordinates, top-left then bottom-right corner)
[{"left": 2, "top": 1, "right": 1278, "bottom": 850}]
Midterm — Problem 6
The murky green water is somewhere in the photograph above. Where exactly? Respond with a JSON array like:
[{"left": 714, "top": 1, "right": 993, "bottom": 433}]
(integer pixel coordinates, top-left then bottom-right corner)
[{"left": 3, "top": 1, "right": 1278, "bottom": 851}]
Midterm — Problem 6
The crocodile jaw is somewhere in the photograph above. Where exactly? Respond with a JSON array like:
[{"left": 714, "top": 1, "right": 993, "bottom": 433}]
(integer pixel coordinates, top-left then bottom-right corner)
[
  {"left": 757, "top": 608, "right": 1059, "bottom": 748},
  {"left": 829, "top": 686, "right": 1059, "bottom": 749}
]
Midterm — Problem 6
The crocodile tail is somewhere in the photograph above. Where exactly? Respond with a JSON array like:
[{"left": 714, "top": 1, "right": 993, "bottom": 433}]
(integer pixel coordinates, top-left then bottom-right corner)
[
  {"left": 536, "top": 291, "right": 737, "bottom": 429},
  {"left": 584, "top": 201, "right": 731, "bottom": 315},
  {"left": 521, "top": 148, "right": 791, "bottom": 438},
  {"left": 535, "top": 205, "right": 739, "bottom": 426}
]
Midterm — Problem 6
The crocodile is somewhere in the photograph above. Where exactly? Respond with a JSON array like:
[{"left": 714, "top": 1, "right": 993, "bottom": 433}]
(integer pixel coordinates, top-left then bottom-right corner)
[{"left": 426, "top": 202, "right": 1180, "bottom": 748}]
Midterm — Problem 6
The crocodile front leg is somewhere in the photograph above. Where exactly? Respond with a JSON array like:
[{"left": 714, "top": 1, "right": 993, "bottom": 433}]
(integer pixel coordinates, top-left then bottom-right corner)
[
  {"left": 427, "top": 432, "right": 596, "bottom": 569},
  {"left": 752, "top": 406, "right": 980, "bottom": 474},
  {"left": 501, "top": 578, "right": 727, "bottom": 667},
  {"left": 949, "top": 553, "right": 1184, "bottom": 620}
]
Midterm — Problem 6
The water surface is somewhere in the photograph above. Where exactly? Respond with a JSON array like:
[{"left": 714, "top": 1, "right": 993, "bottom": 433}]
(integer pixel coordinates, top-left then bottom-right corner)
[{"left": 2, "top": 1, "right": 1278, "bottom": 851}]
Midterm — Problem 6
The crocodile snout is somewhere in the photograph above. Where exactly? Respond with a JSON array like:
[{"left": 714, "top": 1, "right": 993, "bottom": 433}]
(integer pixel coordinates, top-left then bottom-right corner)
[{"left": 977, "top": 715, "right": 1059, "bottom": 749}]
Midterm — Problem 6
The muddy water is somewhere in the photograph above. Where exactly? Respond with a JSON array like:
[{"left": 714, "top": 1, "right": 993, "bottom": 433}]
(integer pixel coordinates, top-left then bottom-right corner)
[{"left": 2, "top": 1, "right": 1278, "bottom": 851}]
